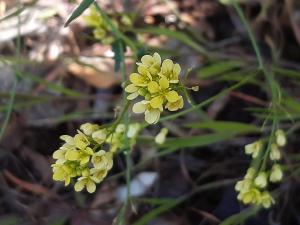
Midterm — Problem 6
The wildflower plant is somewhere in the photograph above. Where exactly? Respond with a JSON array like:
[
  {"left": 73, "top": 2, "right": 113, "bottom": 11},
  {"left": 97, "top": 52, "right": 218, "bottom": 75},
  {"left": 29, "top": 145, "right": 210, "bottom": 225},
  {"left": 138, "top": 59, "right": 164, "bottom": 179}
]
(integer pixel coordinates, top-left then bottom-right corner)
[{"left": 125, "top": 52, "right": 185, "bottom": 124}]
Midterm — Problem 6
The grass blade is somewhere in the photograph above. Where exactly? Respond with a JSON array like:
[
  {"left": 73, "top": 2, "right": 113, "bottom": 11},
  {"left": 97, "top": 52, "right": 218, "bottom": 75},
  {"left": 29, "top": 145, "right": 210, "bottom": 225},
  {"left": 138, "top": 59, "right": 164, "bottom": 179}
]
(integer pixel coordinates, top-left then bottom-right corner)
[{"left": 65, "top": 0, "right": 94, "bottom": 27}]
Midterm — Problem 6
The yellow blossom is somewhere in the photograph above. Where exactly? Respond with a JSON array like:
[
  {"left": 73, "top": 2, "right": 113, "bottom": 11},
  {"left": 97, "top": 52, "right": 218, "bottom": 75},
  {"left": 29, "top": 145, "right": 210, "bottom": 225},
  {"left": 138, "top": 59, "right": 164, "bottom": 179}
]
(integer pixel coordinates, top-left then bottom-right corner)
[
  {"left": 92, "top": 129, "right": 107, "bottom": 144},
  {"left": 159, "top": 59, "right": 181, "bottom": 83},
  {"left": 137, "top": 52, "right": 161, "bottom": 75},
  {"left": 91, "top": 150, "right": 113, "bottom": 170},
  {"left": 80, "top": 123, "right": 100, "bottom": 136},
  {"left": 165, "top": 95, "right": 184, "bottom": 111}
]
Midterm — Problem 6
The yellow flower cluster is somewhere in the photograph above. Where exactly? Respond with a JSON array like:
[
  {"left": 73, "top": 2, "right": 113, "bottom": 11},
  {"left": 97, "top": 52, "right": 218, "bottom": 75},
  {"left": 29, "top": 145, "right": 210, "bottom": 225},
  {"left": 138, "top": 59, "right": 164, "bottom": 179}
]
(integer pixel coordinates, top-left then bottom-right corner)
[
  {"left": 235, "top": 129, "right": 286, "bottom": 208},
  {"left": 84, "top": 6, "right": 132, "bottom": 45},
  {"left": 125, "top": 52, "right": 184, "bottom": 124},
  {"left": 52, "top": 122, "right": 141, "bottom": 193}
]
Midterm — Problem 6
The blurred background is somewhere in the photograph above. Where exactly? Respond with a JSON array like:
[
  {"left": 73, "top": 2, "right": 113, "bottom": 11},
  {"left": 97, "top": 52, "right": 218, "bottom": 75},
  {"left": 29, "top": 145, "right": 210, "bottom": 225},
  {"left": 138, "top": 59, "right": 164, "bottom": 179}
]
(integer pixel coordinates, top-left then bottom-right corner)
[{"left": 0, "top": 0, "right": 300, "bottom": 224}]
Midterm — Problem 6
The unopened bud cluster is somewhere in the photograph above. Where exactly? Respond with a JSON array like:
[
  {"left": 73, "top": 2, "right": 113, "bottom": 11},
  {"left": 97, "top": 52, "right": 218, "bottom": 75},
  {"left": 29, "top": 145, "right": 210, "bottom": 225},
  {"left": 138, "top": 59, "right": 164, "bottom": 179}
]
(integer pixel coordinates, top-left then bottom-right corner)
[{"left": 235, "top": 129, "right": 286, "bottom": 208}]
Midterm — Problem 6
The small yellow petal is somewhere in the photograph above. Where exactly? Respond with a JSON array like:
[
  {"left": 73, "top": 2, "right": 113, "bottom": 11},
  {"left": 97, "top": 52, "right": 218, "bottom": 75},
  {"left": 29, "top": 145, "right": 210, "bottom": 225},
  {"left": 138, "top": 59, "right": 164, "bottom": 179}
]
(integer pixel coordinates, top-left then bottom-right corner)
[
  {"left": 65, "top": 150, "right": 80, "bottom": 161},
  {"left": 132, "top": 101, "right": 147, "bottom": 113},
  {"left": 130, "top": 73, "right": 141, "bottom": 85},
  {"left": 86, "top": 180, "right": 96, "bottom": 193},
  {"left": 150, "top": 96, "right": 164, "bottom": 109},
  {"left": 127, "top": 92, "right": 139, "bottom": 100},
  {"left": 125, "top": 84, "right": 138, "bottom": 93},
  {"left": 166, "top": 91, "right": 179, "bottom": 103},
  {"left": 74, "top": 179, "right": 85, "bottom": 192},
  {"left": 141, "top": 55, "right": 153, "bottom": 65},
  {"left": 159, "top": 76, "right": 169, "bottom": 90},
  {"left": 161, "top": 59, "right": 173, "bottom": 73},
  {"left": 145, "top": 109, "right": 160, "bottom": 124},
  {"left": 153, "top": 52, "right": 161, "bottom": 65},
  {"left": 148, "top": 81, "right": 160, "bottom": 93},
  {"left": 173, "top": 63, "right": 181, "bottom": 76}
]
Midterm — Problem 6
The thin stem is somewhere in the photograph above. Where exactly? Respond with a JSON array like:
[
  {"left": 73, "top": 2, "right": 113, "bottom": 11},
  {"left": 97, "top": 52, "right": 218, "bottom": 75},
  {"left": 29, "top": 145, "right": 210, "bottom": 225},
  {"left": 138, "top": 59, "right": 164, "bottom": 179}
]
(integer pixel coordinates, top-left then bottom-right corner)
[{"left": 233, "top": 3, "right": 264, "bottom": 69}]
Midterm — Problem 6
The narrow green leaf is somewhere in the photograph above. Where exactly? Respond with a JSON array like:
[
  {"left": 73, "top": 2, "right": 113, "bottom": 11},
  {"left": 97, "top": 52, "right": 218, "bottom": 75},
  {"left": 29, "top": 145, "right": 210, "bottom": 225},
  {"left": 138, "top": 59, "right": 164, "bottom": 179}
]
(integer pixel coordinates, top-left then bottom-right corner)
[
  {"left": 220, "top": 206, "right": 260, "bottom": 225},
  {"left": 133, "top": 27, "right": 207, "bottom": 54},
  {"left": 112, "top": 40, "right": 124, "bottom": 72},
  {"left": 185, "top": 121, "right": 260, "bottom": 134},
  {"left": 132, "top": 198, "right": 183, "bottom": 225},
  {"left": 198, "top": 60, "right": 246, "bottom": 78},
  {"left": 161, "top": 132, "right": 237, "bottom": 151},
  {"left": 65, "top": 0, "right": 94, "bottom": 27},
  {"left": 273, "top": 67, "right": 300, "bottom": 79}
]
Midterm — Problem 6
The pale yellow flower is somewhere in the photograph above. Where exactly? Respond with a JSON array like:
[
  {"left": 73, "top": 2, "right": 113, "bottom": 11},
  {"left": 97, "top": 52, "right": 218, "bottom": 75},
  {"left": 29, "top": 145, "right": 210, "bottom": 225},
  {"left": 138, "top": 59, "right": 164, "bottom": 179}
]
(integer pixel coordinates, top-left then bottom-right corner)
[
  {"left": 132, "top": 100, "right": 162, "bottom": 124},
  {"left": 80, "top": 123, "right": 100, "bottom": 136},
  {"left": 159, "top": 59, "right": 181, "bottom": 83},
  {"left": 165, "top": 95, "right": 184, "bottom": 111},
  {"left": 92, "top": 129, "right": 107, "bottom": 144},
  {"left": 136, "top": 52, "right": 161, "bottom": 75},
  {"left": 91, "top": 150, "right": 113, "bottom": 170}
]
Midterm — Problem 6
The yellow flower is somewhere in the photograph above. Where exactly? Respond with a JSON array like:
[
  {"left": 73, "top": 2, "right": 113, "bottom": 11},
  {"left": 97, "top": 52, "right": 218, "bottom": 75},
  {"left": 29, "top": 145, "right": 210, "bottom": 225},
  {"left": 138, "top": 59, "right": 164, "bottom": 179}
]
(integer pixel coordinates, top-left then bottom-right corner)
[
  {"left": 270, "top": 164, "right": 283, "bottom": 183},
  {"left": 159, "top": 59, "right": 181, "bottom": 83},
  {"left": 155, "top": 128, "right": 168, "bottom": 144},
  {"left": 132, "top": 100, "right": 161, "bottom": 124},
  {"left": 148, "top": 76, "right": 180, "bottom": 109},
  {"left": 90, "top": 168, "right": 109, "bottom": 183},
  {"left": 74, "top": 172, "right": 98, "bottom": 193},
  {"left": 74, "top": 132, "right": 90, "bottom": 150},
  {"left": 92, "top": 129, "right": 107, "bottom": 144},
  {"left": 245, "top": 140, "right": 263, "bottom": 158},
  {"left": 165, "top": 95, "right": 184, "bottom": 111},
  {"left": 129, "top": 67, "right": 152, "bottom": 87},
  {"left": 80, "top": 123, "right": 99, "bottom": 136},
  {"left": 52, "top": 163, "right": 77, "bottom": 186},
  {"left": 91, "top": 150, "right": 113, "bottom": 170},
  {"left": 136, "top": 52, "right": 161, "bottom": 75},
  {"left": 78, "top": 147, "right": 94, "bottom": 165}
]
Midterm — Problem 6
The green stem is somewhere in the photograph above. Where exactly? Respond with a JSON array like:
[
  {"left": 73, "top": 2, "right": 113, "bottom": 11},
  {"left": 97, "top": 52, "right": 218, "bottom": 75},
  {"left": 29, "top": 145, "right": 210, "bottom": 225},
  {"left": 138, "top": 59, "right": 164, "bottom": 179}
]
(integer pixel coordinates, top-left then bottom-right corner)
[{"left": 233, "top": 3, "right": 264, "bottom": 69}]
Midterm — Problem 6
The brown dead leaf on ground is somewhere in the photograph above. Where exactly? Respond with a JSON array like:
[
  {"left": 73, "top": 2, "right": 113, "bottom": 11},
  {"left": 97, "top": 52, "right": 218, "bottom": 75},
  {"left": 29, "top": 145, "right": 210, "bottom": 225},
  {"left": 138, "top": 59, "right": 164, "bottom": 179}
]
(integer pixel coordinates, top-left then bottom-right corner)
[
  {"left": 3, "top": 169, "right": 57, "bottom": 198},
  {"left": 67, "top": 57, "right": 133, "bottom": 88}
]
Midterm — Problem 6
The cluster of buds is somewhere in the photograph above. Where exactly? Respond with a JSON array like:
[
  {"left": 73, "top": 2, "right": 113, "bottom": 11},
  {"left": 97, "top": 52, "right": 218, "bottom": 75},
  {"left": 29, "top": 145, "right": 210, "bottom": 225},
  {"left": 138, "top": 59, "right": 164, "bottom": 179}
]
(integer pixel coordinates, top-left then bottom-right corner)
[
  {"left": 235, "top": 129, "right": 286, "bottom": 208},
  {"left": 84, "top": 6, "right": 132, "bottom": 45},
  {"left": 125, "top": 52, "right": 184, "bottom": 124},
  {"left": 52, "top": 122, "right": 140, "bottom": 193}
]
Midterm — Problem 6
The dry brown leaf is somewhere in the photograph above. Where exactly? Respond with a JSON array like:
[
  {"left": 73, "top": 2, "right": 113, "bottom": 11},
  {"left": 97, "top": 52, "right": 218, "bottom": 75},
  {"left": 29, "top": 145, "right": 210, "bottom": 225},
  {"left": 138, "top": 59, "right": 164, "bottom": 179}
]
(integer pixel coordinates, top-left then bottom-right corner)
[{"left": 3, "top": 169, "right": 57, "bottom": 198}]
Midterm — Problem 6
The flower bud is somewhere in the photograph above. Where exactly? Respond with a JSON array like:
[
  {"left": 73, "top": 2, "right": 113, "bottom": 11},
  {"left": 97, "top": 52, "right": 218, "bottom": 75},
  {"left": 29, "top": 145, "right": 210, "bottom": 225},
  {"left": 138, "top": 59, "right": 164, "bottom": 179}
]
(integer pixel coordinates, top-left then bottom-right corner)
[
  {"left": 270, "top": 164, "right": 283, "bottom": 183},
  {"left": 155, "top": 128, "right": 168, "bottom": 145}
]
